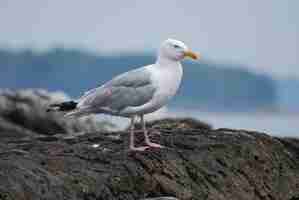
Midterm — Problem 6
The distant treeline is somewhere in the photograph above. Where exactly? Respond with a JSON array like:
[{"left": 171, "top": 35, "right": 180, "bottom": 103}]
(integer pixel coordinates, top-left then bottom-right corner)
[{"left": 0, "top": 48, "right": 277, "bottom": 112}]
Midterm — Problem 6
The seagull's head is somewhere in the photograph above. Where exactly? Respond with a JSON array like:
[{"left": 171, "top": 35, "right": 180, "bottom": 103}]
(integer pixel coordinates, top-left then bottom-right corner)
[{"left": 159, "top": 38, "right": 200, "bottom": 62}]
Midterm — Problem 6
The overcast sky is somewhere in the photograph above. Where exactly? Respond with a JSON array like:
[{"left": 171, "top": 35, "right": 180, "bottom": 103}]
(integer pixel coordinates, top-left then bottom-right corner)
[{"left": 0, "top": 0, "right": 298, "bottom": 78}]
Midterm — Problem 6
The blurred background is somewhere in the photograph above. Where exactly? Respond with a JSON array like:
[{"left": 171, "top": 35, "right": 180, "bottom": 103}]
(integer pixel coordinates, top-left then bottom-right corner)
[{"left": 0, "top": 0, "right": 298, "bottom": 136}]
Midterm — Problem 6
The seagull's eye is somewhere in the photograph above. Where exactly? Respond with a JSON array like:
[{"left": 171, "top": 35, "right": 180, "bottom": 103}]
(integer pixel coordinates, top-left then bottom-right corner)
[{"left": 173, "top": 44, "right": 180, "bottom": 49}]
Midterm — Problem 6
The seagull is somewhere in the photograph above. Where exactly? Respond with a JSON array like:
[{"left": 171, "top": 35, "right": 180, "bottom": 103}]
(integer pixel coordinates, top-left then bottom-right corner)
[{"left": 48, "top": 39, "right": 200, "bottom": 151}]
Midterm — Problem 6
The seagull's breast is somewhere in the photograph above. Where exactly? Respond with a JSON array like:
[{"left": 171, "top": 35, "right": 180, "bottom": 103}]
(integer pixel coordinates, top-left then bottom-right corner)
[{"left": 150, "top": 63, "right": 183, "bottom": 107}]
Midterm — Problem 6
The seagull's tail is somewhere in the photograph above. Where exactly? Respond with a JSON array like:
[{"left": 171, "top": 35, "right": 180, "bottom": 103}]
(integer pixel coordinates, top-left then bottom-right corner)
[
  {"left": 63, "top": 108, "right": 91, "bottom": 118},
  {"left": 47, "top": 101, "right": 94, "bottom": 118},
  {"left": 46, "top": 101, "right": 78, "bottom": 113}
]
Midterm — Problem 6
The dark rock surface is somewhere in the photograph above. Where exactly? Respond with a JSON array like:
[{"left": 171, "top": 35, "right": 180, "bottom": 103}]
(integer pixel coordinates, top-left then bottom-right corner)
[
  {"left": 133, "top": 117, "right": 212, "bottom": 131},
  {"left": 0, "top": 120, "right": 299, "bottom": 200},
  {"left": 141, "top": 197, "right": 178, "bottom": 200}
]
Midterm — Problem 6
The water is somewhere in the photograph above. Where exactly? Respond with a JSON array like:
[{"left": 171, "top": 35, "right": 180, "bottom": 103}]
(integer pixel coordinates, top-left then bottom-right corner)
[
  {"left": 168, "top": 109, "right": 299, "bottom": 137},
  {"left": 97, "top": 108, "right": 299, "bottom": 138}
]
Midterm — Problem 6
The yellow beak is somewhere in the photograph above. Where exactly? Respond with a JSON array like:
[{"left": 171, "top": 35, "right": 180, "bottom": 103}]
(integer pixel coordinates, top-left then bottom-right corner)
[{"left": 184, "top": 50, "right": 200, "bottom": 60}]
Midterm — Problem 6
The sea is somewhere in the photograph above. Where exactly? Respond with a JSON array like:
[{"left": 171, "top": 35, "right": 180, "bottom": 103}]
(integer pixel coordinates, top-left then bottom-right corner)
[{"left": 96, "top": 107, "right": 299, "bottom": 138}]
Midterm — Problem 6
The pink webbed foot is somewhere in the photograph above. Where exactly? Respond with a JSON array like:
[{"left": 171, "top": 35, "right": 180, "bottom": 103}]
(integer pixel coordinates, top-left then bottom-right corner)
[{"left": 129, "top": 146, "right": 149, "bottom": 152}]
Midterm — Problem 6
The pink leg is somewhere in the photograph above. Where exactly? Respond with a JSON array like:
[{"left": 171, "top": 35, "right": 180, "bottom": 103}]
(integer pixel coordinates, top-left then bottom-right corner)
[
  {"left": 141, "top": 115, "right": 164, "bottom": 148},
  {"left": 129, "top": 116, "right": 149, "bottom": 151}
]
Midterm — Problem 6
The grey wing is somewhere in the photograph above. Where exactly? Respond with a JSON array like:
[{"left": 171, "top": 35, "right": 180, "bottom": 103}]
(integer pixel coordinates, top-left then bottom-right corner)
[{"left": 77, "top": 67, "right": 156, "bottom": 112}]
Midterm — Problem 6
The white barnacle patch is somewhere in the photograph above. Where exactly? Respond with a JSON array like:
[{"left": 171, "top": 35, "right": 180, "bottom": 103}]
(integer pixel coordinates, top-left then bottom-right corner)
[
  {"left": 91, "top": 144, "right": 100, "bottom": 148},
  {"left": 90, "top": 144, "right": 112, "bottom": 153}
]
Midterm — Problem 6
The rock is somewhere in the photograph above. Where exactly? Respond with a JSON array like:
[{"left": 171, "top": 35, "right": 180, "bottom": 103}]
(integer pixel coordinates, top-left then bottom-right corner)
[
  {"left": 0, "top": 89, "right": 114, "bottom": 140},
  {"left": 0, "top": 121, "right": 299, "bottom": 200},
  {"left": 141, "top": 197, "right": 179, "bottom": 200},
  {"left": 131, "top": 117, "right": 212, "bottom": 132},
  {"left": 148, "top": 117, "right": 212, "bottom": 130}
]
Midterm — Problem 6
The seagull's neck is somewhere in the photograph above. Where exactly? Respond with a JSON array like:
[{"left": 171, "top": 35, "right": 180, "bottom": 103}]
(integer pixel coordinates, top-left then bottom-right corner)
[{"left": 156, "top": 56, "right": 180, "bottom": 67}]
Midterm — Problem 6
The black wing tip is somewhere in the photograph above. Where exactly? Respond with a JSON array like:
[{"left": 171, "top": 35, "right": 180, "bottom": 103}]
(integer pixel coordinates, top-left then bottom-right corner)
[{"left": 47, "top": 101, "right": 78, "bottom": 112}]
